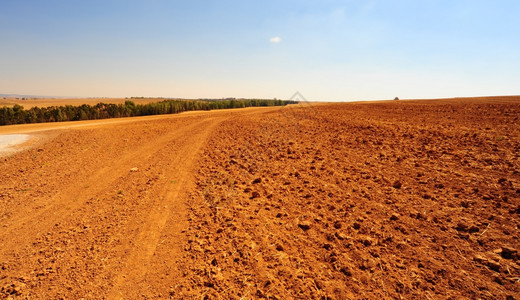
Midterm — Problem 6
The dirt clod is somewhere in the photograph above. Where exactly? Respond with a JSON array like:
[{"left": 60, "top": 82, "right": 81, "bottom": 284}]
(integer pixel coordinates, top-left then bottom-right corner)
[
  {"left": 501, "top": 246, "right": 518, "bottom": 259},
  {"left": 392, "top": 180, "right": 402, "bottom": 189},
  {"left": 298, "top": 221, "right": 312, "bottom": 231},
  {"left": 333, "top": 221, "right": 342, "bottom": 229}
]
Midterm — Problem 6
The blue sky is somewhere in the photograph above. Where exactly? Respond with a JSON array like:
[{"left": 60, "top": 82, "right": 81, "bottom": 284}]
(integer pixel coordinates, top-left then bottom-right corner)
[{"left": 1, "top": 0, "right": 519, "bottom": 101}]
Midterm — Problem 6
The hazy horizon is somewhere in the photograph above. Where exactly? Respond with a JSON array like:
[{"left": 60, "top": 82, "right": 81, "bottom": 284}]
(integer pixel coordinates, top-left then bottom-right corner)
[{"left": 1, "top": 1, "right": 520, "bottom": 101}]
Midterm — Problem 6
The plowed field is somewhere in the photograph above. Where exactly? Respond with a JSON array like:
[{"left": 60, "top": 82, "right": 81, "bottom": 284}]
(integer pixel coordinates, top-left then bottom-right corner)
[{"left": 1, "top": 98, "right": 519, "bottom": 299}]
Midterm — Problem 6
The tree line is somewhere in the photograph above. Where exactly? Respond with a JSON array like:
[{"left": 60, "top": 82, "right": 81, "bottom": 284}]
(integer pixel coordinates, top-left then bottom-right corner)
[{"left": 0, "top": 99, "right": 297, "bottom": 126}]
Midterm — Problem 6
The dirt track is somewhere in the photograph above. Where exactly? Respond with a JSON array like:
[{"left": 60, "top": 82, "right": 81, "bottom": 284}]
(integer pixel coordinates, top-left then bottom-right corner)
[
  {"left": 0, "top": 108, "right": 254, "bottom": 298},
  {"left": 1, "top": 99, "right": 520, "bottom": 299}
]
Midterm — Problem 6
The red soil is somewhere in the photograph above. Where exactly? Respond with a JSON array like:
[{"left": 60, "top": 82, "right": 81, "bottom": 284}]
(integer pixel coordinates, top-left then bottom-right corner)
[{"left": 1, "top": 99, "right": 519, "bottom": 299}]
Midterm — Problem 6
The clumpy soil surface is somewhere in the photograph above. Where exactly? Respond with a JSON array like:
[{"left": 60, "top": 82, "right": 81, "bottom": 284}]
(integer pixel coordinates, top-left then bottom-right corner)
[{"left": 1, "top": 98, "right": 519, "bottom": 299}]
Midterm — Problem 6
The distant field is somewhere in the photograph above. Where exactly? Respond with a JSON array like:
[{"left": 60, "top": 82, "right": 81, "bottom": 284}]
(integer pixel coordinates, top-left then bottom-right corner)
[
  {"left": 0, "top": 97, "right": 169, "bottom": 108},
  {"left": 2, "top": 95, "right": 520, "bottom": 108},
  {"left": 348, "top": 95, "right": 520, "bottom": 105}
]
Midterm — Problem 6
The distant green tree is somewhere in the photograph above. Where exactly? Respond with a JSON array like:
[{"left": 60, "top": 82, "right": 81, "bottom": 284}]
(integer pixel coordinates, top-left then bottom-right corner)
[{"left": 0, "top": 99, "right": 297, "bottom": 125}]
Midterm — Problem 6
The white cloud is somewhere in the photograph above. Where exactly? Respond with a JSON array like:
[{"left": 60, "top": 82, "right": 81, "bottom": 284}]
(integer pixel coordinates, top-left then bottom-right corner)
[{"left": 269, "top": 36, "right": 281, "bottom": 43}]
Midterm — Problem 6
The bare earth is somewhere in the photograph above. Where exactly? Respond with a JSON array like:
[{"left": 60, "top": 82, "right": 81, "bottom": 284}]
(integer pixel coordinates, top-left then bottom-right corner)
[{"left": 0, "top": 98, "right": 519, "bottom": 299}]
